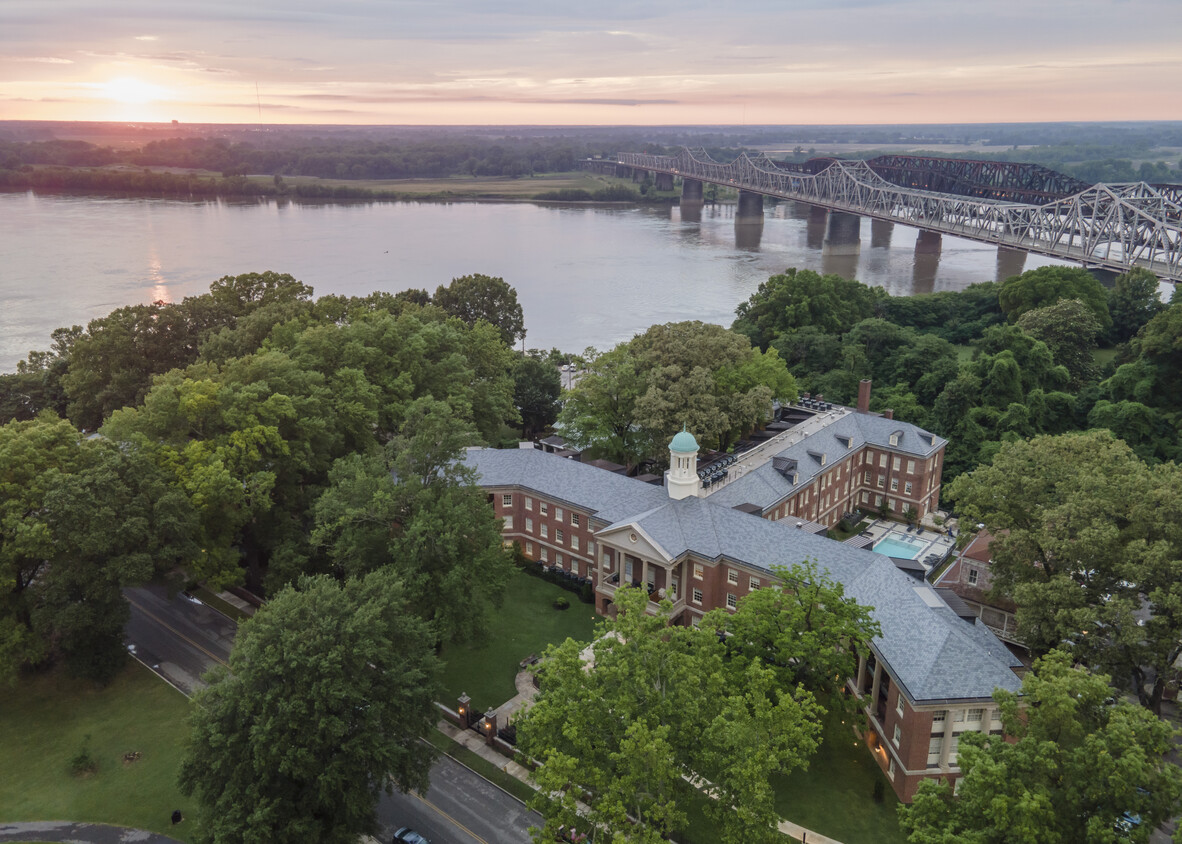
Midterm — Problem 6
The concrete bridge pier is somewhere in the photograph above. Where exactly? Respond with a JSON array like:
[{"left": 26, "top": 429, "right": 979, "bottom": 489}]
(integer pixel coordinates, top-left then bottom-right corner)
[
  {"left": 681, "top": 178, "right": 704, "bottom": 202},
  {"left": 912, "top": 231, "right": 942, "bottom": 294},
  {"left": 654, "top": 172, "right": 674, "bottom": 192},
  {"left": 823, "top": 211, "right": 862, "bottom": 256},
  {"left": 736, "top": 190, "right": 765, "bottom": 224},
  {"left": 806, "top": 205, "right": 828, "bottom": 250},
  {"left": 870, "top": 219, "right": 894, "bottom": 249},
  {"left": 996, "top": 246, "right": 1027, "bottom": 281}
]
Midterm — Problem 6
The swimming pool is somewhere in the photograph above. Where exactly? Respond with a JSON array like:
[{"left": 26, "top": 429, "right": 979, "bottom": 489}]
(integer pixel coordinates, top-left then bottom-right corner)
[{"left": 873, "top": 534, "right": 929, "bottom": 560}]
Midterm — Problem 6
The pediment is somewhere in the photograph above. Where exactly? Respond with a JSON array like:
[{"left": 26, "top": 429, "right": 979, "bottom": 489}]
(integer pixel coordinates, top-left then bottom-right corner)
[{"left": 596, "top": 522, "right": 674, "bottom": 563}]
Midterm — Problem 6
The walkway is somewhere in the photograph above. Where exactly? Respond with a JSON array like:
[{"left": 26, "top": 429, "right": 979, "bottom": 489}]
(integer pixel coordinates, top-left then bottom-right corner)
[{"left": 0, "top": 821, "right": 184, "bottom": 844}]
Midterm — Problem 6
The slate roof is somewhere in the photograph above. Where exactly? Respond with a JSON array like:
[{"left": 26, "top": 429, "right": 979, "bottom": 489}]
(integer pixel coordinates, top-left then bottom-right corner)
[
  {"left": 465, "top": 447, "right": 1021, "bottom": 704},
  {"left": 706, "top": 412, "right": 947, "bottom": 512}
]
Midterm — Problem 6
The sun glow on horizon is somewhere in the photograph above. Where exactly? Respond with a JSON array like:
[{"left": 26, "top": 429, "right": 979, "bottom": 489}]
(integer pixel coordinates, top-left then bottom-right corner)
[{"left": 98, "top": 76, "right": 169, "bottom": 105}]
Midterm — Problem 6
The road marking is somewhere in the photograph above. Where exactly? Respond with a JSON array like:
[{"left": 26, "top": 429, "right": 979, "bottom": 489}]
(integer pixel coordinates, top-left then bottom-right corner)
[
  {"left": 410, "top": 790, "right": 489, "bottom": 844},
  {"left": 126, "top": 596, "right": 230, "bottom": 668}
]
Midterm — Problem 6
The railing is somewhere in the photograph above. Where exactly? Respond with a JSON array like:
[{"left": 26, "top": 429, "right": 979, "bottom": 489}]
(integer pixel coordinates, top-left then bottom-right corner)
[{"left": 618, "top": 148, "right": 1182, "bottom": 281}]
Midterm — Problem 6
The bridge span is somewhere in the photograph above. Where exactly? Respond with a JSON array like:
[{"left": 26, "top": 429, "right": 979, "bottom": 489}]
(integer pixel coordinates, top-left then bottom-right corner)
[{"left": 616, "top": 148, "right": 1182, "bottom": 282}]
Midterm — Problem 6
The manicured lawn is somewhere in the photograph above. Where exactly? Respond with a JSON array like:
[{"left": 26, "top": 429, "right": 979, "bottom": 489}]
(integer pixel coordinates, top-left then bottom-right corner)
[
  {"left": 772, "top": 710, "right": 907, "bottom": 844},
  {"left": 438, "top": 568, "right": 599, "bottom": 711},
  {"left": 0, "top": 661, "right": 197, "bottom": 842}
]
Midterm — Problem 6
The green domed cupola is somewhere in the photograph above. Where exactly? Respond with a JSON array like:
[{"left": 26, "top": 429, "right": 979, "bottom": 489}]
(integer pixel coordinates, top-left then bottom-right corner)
[{"left": 670, "top": 427, "right": 699, "bottom": 454}]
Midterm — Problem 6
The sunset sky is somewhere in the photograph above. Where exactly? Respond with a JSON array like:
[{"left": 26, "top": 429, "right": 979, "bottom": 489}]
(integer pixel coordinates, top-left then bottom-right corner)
[{"left": 2, "top": 0, "right": 1179, "bottom": 126}]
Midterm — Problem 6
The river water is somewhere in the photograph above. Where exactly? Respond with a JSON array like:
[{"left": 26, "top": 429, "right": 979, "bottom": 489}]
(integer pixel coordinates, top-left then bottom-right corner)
[{"left": 0, "top": 190, "right": 1071, "bottom": 371}]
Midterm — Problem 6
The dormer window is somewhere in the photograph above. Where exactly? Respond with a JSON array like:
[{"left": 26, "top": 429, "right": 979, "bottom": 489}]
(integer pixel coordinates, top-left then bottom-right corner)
[
  {"left": 889, "top": 431, "right": 902, "bottom": 447},
  {"left": 807, "top": 450, "right": 826, "bottom": 467}
]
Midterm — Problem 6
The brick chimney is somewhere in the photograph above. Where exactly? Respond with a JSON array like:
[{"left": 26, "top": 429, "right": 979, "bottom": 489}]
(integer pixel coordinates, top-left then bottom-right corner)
[
  {"left": 884, "top": 408, "right": 894, "bottom": 420},
  {"left": 857, "top": 379, "right": 872, "bottom": 413}
]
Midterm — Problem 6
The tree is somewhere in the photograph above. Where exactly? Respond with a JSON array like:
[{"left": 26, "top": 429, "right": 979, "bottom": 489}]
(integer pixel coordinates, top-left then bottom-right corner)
[
  {"left": 557, "top": 344, "right": 648, "bottom": 466},
  {"left": 733, "top": 268, "right": 886, "bottom": 350},
  {"left": 997, "top": 266, "right": 1111, "bottom": 332},
  {"left": 513, "top": 355, "right": 562, "bottom": 438},
  {"left": 179, "top": 569, "right": 440, "bottom": 844},
  {"left": 312, "top": 398, "right": 511, "bottom": 645},
  {"left": 1016, "top": 298, "right": 1102, "bottom": 388},
  {"left": 899, "top": 651, "right": 1182, "bottom": 844},
  {"left": 1106, "top": 268, "right": 1166, "bottom": 345},
  {"left": 433, "top": 273, "right": 525, "bottom": 347},
  {"left": 518, "top": 587, "right": 822, "bottom": 844},
  {"left": 947, "top": 431, "right": 1182, "bottom": 714}
]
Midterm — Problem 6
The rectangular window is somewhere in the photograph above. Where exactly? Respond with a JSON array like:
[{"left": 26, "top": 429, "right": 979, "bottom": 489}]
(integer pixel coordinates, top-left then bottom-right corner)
[
  {"left": 905, "top": 481, "right": 913, "bottom": 495},
  {"left": 540, "top": 547, "right": 549, "bottom": 562},
  {"left": 571, "top": 535, "right": 580, "bottom": 551},
  {"left": 907, "top": 459, "right": 916, "bottom": 474},
  {"left": 932, "top": 710, "right": 947, "bottom": 725},
  {"left": 890, "top": 478, "right": 899, "bottom": 492},
  {"left": 726, "top": 593, "right": 737, "bottom": 609},
  {"left": 525, "top": 518, "right": 533, "bottom": 533},
  {"left": 503, "top": 516, "right": 513, "bottom": 530},
  {"left": 892, "top": 456, "right": 901, "bottom": 471},
  {"left": 540, "top": 524, "right": 548, "bottom": 539},
  {"left": 949, "top": 735, "right": 960, "bottom": 765},
  {"left": 927, "top": 736, "right": 943, "bottom": 768},
  {"left": 525, "top": 541, "right": 533, "bottom": 556},
  {"left": 556, "top": 553, "right": 563, "bottom": 566},
  {"left": 968, "top": 568, "right": 979, "bottom": 586},
  {"left": 879, "top": 453, "right": 887, "bottom": 468},
  {"left": 864, "top": 470, "right": 871, "bottom": 484},
  {"left": 877, "top": 475, "right": 885, "bottom": 489},
  {"left": 556, "top": 529, "right": 564, "bottom": 545},
  {"left": 588, "top": 541, "right": 595, "bottom": 557},
  {"left": 602, "top": 552, "right": 611, "bottom": 570},
  {"left": 693, "top": 563, "right": 704, "bottom": 580},
  {"left": 525, "top": 496, "right": 533, "bottom": 511},
  {"left": 893, "top": 724, "right": 902, "bottom": 747},
  {"left": 555, "top": 507, "right": 564, "bottom": 521},
  {"left": 967, "top": 708, "right": 985, "bottom": 723},
  {"left": 727, "top": 569, "right": 739, "bottom": 585},
  {"left": 749, "top": 577, "right": 760, "bottom": 591},
  {"left": 692, "top": 588, "right": 703, "bottom": 605},
  {"left": 861, "top": 492, "right": 869, "bottom": 503},
  {"left": 540, "top": 502, "right": 549, "bottom": 516},
  {"left": 896, "top": 695, "right": 905, "bottom": 716},
  {"left": 954, "top": 710, "right": 966, "bottom": 722},
  {"left": 888, "top": 758, "right": 896, "bottom": 781},
  {"left": 502, "top": 494, "right": 513, "bottom": 507},
  {"left": 571, "top": 513, "right": 580, "bottom": 527}
]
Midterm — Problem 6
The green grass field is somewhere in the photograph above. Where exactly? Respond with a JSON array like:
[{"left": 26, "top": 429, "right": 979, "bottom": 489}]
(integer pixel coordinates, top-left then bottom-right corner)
[
  {"left": 259, "top": 171, "right": 617, "bottom": 198},
  {"left": 772, "top": 710, "right": 907, "bottom": 844},
  {"left": 438, "top": 568, "right": 599, "bottom": 711},
  {"left": 0, "top": 661, "right": 197, "bottom": 842}
]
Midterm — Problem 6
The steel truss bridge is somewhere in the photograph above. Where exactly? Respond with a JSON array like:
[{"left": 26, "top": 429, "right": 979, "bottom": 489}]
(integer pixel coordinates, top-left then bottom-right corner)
[{"left": 617, "top": 148, "right": 1182, "bottom": 281}]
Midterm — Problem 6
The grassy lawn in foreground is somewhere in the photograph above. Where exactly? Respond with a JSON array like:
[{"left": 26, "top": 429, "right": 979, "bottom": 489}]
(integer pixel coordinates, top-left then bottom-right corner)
[
  {"left": 0, "top": 661, "right": 196, "bottom": 843},
  {"left": 438, "top": 568, "right": 598, "bottom": 710},
  {"left": 772, "top": 709, "right": 907, "bottom": 844}
]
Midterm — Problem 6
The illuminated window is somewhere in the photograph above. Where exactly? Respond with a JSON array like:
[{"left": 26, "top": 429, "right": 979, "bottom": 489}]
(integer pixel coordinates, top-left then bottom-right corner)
[{"left": 693, "top": 563, "right": 704, "bottom": 580}]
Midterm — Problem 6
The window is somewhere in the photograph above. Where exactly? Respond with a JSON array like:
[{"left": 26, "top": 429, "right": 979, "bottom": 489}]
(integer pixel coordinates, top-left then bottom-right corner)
[
  {"left": 571, "top": 535, "right": 580, "bottom": 551},
  {"left": 602, "top": 552, "right": 611, "bottom": 570},
  {"left": 503, "top": 516, "right": 513, "bottom": 530},
  {"left": 876, "top": 495, "right": 884, "bottom": 507},
  {"left": 904, "top": 481, "right": 913, "bottom": 495},
  {"left": 892, "top": 456, "right": 901, "bottom": 471},
  {"left": 896, "top": 695, "right": 905, "bottom": 716},
  {"left": 879, "top": 453, "right": 887, "bottom": 468},
  {"left": 540, "top": 547, "right": 549, "bottom": 562},
  {"left": 526, "top": 542, "right": 533, "bottom": 556},
  {"left": 525, "top": 496, "right": 533, "bottom": 511},
  {"left": 556, "top": 529, "right": 564, "bottom": 545},
  {"left": 749, "top": 577, "right": 760, "bottom": 591},
  {"left": 693, "top": 563, "right": 704, "bottom": 580},
  {"left": 948, "top": 735, "right": 960, "bottom": 765},
  {"left": 525, "top": 518, "right": 533, "bottom": 533},
  {"left": 502, "top": 494, "right": 512, "bottom": 507},
  {"left": 540, "top": 502, "right": 549, "bottom": 516},
  {"left": 893, "top": 724, "right": 902, "bottom": 747},
  {"left": 864, "top": 470, "right": 871, "bottom": 484},
  {"left": 927, "top": 736, "right": 943, "bottom": 768},
  {"left": 877, "top": 475, "right": 885, "bottom": 489},
  {"left": 862, "top": 492, "right": 870, "bottom": 503},
  {"left": 888, "top": 758, "right": 896, "bottom": 781},
  {"left": 953, "top": 710, "right": 966, "bottom": 722},
  {"left": 588, "top": 541, "right": 595, "bottom": 557},
  {"left": 932, "top": 710, "right": 947, "bottom": 726},
  {"left": 555, "top": 507, "right": 564, "bottom": 521},
  {"left": 571, "top": 513, "right": 580, "bottom": 527},
  {"left": 726, "top": 593, "right": 737, "bottom": 609},
  {"left": 540, "top": 524, "right": 548, "bottom": 539},
  {"left": 967, "top": 708, "right": 985, "bottom": 723},
  {"left": 907, "top": 459, "right": 915, "bottom": 474},
  {"left": 967, "top": 568, "right": 979, "bottom": 586},
  {"left": 556, "top": 553, "right": 563, "bottom": 566},
  {"left": 692, "top": 588, "right": 703, "bottom": 605},
  {"left": 890, "top": 478, "right": 899, "bottom": 491},
  {"left": 727, "top": 569, "right": 739, "bottom": 585},
  {"left": 889, "top": 433, "right": 900, "bottom": 447}
]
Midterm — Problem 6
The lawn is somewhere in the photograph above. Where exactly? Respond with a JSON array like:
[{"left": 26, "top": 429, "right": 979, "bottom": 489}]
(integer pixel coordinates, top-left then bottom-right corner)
[
  {"left": 772, "top": 710, "right": 907, "bottom": 844},
  {"left": 0, "top": 661, "right": 197, "bottom": 843},
  {"left": 438, "top": 568, "right": 599, "bottom": 711}
]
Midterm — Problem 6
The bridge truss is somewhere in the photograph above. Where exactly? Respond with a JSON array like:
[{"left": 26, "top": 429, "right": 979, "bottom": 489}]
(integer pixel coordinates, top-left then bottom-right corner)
[{"left": 618, "top": 148, "right": 1182, "bottom": 281}]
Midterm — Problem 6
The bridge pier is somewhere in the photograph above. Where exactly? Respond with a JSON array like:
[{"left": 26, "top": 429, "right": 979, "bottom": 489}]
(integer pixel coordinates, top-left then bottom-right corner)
[
  {"left": 823, "top": 211, "right": 862, "bottom": 256},
  {"left": 871, "top": 219, "right": 894, "bottom": 249},
  {"left": 631, "top": 169, "right": 646, "bottom": 183},
  {"left": 736, "top": 190, "right": 765, "bottom": 224},
  {"left": 806, "top": 205, "right": 828, "bottom": 250},
  {"left": 996, "top": 246, "right": 1027, "bottom": 281},
  {"left": 913, "top": 231, "right": 942, "bottom": 294},
  {"left": 681, "top": 178, "right": 704, "bottom": 202},
  {"left": 655, "top": 172, "right": 674, "bottom": 191}
]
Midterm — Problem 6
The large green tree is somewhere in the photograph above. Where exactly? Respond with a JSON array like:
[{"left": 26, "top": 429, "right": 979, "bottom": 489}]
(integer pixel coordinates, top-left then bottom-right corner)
[
  {"left": 518, "top": 586, "right": 822, "bottom": 844},
  {"left": 433, "top": 273, "right": 526, "bottom": 347},
  {"left": 997, "top": 266, "right": 1111, "bottom": 332},
  {"left": 899, "top": 651, "right": 1182, "bottom": 844},
  {"left": 733, "top": 268, "right": 886, "bottom": 349},
  {"left": 1016, "top": 298, "right": 1102, "bottom": 388},
  {"left": 179, "top": 569, "right": 440, "bottom": 844},
  {"left": 513, "top": 354, "right": 562, "bottom": 438},
  {"left": 1106, "top": 267, "right": 1166, "bottom": 346},
  {"left": 948, "top": 430, "right": 1182, "bottom": 714}
]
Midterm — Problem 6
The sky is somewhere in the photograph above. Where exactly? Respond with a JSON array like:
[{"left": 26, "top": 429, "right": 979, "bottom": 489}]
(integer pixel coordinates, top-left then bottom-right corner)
[{"left": 1, "top": 0, "right": 1180, "bottom": 126}]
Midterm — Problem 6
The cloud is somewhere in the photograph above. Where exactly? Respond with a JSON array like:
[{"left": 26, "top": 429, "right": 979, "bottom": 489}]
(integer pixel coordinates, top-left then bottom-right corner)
[
  {"left": 134, "top": 34, "right": 157, "bottom": 41},
  {"left": 6, "top": 55, "right": 73, "bottom": 63}
]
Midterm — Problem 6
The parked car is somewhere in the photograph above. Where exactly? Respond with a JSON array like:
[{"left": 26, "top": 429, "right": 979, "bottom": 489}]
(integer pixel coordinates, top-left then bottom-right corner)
[{"left": 393, "top": 827, "right": 430, "bottom": 844}]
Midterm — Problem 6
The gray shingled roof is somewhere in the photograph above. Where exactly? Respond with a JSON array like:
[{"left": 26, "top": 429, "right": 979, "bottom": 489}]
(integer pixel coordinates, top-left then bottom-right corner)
[
  {"left": 707, "top": 412, "right": 947, "bottom": 512},
  {"left": 465, "top": 448, "right": 1020, "bottom": 704}
]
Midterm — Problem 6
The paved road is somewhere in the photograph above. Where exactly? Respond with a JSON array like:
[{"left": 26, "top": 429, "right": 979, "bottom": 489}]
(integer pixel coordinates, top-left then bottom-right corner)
[{"left": 122, "top": 586, "right": 537, "bottom": 843}]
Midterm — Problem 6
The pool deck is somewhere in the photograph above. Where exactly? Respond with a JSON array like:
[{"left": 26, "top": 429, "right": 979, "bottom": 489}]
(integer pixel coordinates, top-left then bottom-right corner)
[{"left": 852, "top": 519, "right": 957, "bottom": 574}]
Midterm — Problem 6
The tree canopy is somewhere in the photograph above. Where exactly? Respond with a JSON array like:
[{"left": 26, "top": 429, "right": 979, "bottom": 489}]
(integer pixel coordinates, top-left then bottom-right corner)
[
  {"left": 997, "top": 265, "right": 1111, "bottom": 331},
  {"left": 899, "top": 651, "right": 1182, "bottom": 844},
  {"left": 179, "top": 569, "right": 440, "bottom": 844},
  {"left": 433, "top": 273, "right": 526, "bottom": 347}
]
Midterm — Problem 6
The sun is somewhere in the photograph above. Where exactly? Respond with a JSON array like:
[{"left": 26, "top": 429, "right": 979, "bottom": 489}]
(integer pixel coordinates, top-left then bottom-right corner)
[{"left": 99, "top": 76, "right": 166, "bottom": 105}]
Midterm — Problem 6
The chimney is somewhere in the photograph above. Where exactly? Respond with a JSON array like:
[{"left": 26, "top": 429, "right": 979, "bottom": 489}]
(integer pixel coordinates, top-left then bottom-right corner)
[
  {"left": 857, "top": 379, "right": 872, "bottom": 413},
  {"left": 884, "top": 408, "right": 894, "bottom": 420}
]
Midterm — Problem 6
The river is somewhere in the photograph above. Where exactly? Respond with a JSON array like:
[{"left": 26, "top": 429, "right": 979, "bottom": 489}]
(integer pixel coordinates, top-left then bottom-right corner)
[{"left": 0, "top": 190, "right": 1071, "bottom": 371}]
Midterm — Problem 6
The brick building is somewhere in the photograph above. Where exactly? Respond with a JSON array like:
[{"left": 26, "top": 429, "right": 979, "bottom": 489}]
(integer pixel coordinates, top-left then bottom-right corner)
[
  {"left": 466, "top": 402, "right": 1023, "bottom": 802},
  {"left": 936, "top": 529, "right": 1021, "bottom": 646}
]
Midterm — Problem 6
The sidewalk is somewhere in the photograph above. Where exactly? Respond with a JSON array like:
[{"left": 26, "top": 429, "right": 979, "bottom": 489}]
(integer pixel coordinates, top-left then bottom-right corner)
[{"left": 437, "top": 671, "right": 840, "bottom": 844}]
